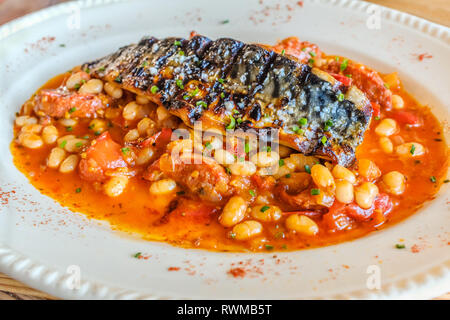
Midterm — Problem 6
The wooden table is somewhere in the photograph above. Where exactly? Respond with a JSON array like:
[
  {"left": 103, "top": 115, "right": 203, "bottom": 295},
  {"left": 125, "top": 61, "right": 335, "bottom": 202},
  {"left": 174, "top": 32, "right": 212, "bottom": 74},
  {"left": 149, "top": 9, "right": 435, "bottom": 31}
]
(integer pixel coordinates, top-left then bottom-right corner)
[{"left": 0, "top": 0, "right": 448, "bottom": 300}]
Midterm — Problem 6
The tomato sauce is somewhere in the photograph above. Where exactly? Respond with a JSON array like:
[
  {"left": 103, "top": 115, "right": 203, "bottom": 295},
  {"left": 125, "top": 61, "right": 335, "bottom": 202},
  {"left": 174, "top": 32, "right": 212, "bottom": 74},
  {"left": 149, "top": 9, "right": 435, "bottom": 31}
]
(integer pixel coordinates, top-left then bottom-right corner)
[{"left": 10, "top": 39, "right": 448, "bottom": 252}]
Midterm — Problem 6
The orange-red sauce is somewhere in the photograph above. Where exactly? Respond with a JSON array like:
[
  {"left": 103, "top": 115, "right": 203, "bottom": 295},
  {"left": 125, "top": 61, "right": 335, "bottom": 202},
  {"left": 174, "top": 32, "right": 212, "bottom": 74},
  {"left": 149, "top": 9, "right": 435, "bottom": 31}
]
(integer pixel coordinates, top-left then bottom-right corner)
[{"left": 10, "top": 42, "right": 448, "bottom": 252}]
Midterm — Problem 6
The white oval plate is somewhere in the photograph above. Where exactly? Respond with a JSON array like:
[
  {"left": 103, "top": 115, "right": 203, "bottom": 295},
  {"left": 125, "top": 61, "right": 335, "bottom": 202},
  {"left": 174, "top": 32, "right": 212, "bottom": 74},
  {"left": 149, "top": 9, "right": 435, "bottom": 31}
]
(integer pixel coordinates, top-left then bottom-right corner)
[{"left": 0, "top": 0, "right": 449, "bottom": 299}]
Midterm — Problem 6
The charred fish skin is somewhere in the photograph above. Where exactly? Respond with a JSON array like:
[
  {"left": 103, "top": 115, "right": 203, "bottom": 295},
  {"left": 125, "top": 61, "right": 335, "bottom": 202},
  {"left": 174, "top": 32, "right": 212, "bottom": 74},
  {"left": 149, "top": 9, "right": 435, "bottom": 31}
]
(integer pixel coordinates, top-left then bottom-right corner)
[{"left": 83, "top": 35, "right": 372, "bottom": 167}]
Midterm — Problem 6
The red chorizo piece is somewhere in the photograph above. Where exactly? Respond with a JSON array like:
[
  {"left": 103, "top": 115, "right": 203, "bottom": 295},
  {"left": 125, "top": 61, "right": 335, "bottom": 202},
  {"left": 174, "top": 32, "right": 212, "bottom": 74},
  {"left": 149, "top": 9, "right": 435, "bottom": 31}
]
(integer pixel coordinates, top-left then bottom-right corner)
[
  {"left": 158, "top": 153, "right": 231, "bottom": 202},
  {"left": 34, "top": 89, "right": 111, "bottom": 118},
  {"left": 322, "top": 57, "right": 392, "bottom": 110}
]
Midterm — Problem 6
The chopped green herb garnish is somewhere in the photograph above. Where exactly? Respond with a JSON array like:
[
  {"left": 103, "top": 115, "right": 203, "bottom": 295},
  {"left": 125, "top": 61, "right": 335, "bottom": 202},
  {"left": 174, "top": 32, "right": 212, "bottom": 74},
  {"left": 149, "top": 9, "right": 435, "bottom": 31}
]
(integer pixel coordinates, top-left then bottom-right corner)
[
  {"left": 220, "top": 92, "right": 225, "bottom": 99},
  {"left": 260, "top": 205, "right": 270, "bottom": 212},
  {"left": 340, "top": 59, "right": 348, "bottom": 72},
  {"left": 410, "top": 144, "right": 416, "bottom": 155},
  {"left": 236, "top": 118, "right": 243, "bottom": 124},
  {"left": 225, "top": 167, "right": 231, "bottom": 175},
  {"left": 244, "top": 142, "right": 250, "bottom": 153},
  {"left": 285, "top": 174, "right": 291, "bottom": 178},
  {"left": 282, "top": 244, "right": 288, "bottom": 249},
  {"left": 345, "top": 74, "right": 352, "bottom": 78},
  {"left": 221, "top": 19, "right": 230, "bottom": 24},
  {"left": 281, "top": 49, "right": 285, "bottom": 55},
  {"left": 176, "top": 79, "right": 184, "bottom": 89},
  {"left": 218, "top": 78, "right": 225, "bottom": 85},
  {"left": 311, "top": 188, "right": 320, "bottom": 195},
  {"left": 121, "top": 147, "right": 130, "bottom": 154},
  {"left": 66, "top": 126, "right": 73, "bottom": 132},
  {"left": 196, "top": 100, "right": 208, "bottom": 109},
  {"left": 59, "top": 140, "right": 67, "bottom": 148},
  {"left": 264, "top": 146, "right": 272, "bottom": 152},
  {"left": 304, "top": 164, "right": 311, "bottom": 174},
  {"left": 84, "top": 67, "right": 90, "bottom": 73},
  {"left": 190, "top": 87, "right": 199, "bottom": 97},
  {"left": 395, "top": 244, "right": 405, "bottom": 249},
  {"left": 74, "top": 83, "right": 81, "bottom": 90},
  {"left": 134, "top": 252, "right": 142, "bottom": 258},
  {"left": 178, "top": 50, "right": 185, "bottom": 56},
  {"left": 94, "top": 131, "right": 101, "bottom": 136},
  {"left": 174, "top": 40, "right": 181, "bottom": 46},
  {"left": 75, "top": 188, "right": 81, "bottom": 193},
  {"left": 430, "top": 176, "right": 436, "bottom": 183},
  {"left": 230, "top": 232, "right": 236, "bottom": 239},
  {"left": 384, "top": 83, "right": 390, "bottom": 89},
  {"left": 114, "top": 75, "right": 122, "bottom": 83},
  {"left": 249, "top": 190, "right": 256, "bottom": 197},
  {"left": 69, "top": 107, "right": 76, "bottom": 113},
  {"left": 309, "top": 51, "right": 316, "bottom": 57},
  {"left": 265, "top": 244, "right": 274, "bottom": 251},
  {"left": 59, "top": 44, "right": 66, "bottom": 47},
  {"left": 226, "top": 116, "right": 236, "bottom": 130},
  {"left": 183, "top": 94, "right": 190, "bottom": 100},
  {"left": 324, "top": 120, "right": 333, "bottom": 131},
  {"left": 335, "top": 56, "right": 340, "bottom": 61},
  {"left": 308, "top": 58, "right": 315, "bottom": 65},
  {"left": 75, "top": 142, "right": 83, "bottom": 148},
  {"left": 140, "top": 61, "right": 148, "bottom": 67},
  {"left": 279, "top": 159, "right": 285, "bottom": 167},
  {"left": 338, "top": 93, "right": 345, "bottom": 102},
  {"left": 374, "top": 116, "right": 380, "bottom": 121},
  {"left": 150, "top": 85, "right": 159, "bottom": 94},
  {"left": 205, "top": 142, "right": 212, "bottom": 149},
  {"left": 98, "top": 66, "right": 106, "bottom": 72},
  {"left": 320, "top": 136, "right": 327, "bottom": 145},
  {"left": 298, "top": 118, "right": 308, "bottom": 126}
]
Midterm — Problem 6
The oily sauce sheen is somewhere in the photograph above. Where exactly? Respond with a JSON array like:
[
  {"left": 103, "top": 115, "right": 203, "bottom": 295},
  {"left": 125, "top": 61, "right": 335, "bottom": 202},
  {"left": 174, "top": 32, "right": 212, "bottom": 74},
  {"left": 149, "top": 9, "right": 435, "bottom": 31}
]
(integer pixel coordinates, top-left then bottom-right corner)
[{"left": 11, "top": 39, "right": 448, "bottom": 252}]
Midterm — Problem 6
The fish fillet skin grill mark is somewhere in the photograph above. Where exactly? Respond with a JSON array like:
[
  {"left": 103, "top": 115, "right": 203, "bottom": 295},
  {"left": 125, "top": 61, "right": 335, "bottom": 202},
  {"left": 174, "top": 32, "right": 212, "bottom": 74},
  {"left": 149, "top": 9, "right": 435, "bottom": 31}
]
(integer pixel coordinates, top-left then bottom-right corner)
[{"left": 82, "top": 35, "right": 373, "bottom": 167}]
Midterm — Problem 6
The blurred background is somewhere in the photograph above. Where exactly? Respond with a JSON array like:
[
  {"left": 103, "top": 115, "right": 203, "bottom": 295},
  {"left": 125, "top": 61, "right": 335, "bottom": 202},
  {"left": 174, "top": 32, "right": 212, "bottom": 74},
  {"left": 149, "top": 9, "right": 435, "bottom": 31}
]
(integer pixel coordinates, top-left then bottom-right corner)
[{"left": 0, "top": 0, "right": 449, "bottom": 26}]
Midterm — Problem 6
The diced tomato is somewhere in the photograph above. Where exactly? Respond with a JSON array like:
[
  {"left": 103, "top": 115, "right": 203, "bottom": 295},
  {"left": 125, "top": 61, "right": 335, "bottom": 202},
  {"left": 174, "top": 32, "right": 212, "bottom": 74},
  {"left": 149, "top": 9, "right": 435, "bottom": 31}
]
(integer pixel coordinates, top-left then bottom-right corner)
[
  {"left": 371, "top": 102, "right": 381, "bottom": 118},
  {"left": 78, "top": 132, "right": 127, "bottom": 182},
  {"left": 170, "top": 199, "right": 219, "bottom": 224},
  {"left": 251, "top": 174, "right": 276, "bottom": 191},
  {"left": 391, "top": 111, "right": 421, "bottom": 125},
  {"left": 323, "top": 193, "right": 393, "bottom": 231},
  {"left": 271, "top": 37, "right": 323, "bottom": 64},
  {"left": 329, "top": 73, "right": 353, "bottom": 87},
  {"left": 140, "top": 128, "right": 173, "bottom": 149},
  {"left": 373, "top": 193, "right": 393, "bottom": 215},
  {"left": 322, "top": 210, "right": 354, "bottom": 232},
  {"left": 34, "top": 89, "right": 110, "bottom": 118}
]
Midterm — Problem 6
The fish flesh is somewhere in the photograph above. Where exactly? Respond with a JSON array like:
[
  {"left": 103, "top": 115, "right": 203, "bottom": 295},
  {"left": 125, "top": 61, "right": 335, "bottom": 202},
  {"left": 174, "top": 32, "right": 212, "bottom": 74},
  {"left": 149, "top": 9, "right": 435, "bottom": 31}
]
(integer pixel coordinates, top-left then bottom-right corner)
[{"left": 82, "top": 35, "right": 372, "bottom": 167}]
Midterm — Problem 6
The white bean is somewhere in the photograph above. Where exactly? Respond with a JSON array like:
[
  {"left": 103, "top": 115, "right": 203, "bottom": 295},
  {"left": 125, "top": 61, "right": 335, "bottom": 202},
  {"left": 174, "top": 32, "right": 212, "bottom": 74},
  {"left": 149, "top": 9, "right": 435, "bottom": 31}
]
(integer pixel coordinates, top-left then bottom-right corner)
[
  {"left": 214, "top": 149, "right": 235, "bottom": 165},
  {"left": 15, "top": 115, "right": 37, "bottom": 127},
  {"left": 104, "top": 82, "right": 123, "bottom": 99},
  {"left": 47, "top": 147, "right": 66, "bottom": 168},
  {"left": 219, "top": 196, "right": 247, "bottom": 227},
  {"left": 42, "top": 125, "right": 58, "bottom": 144},
  {"left": 104, "top": 176, "right": 129, "bottom": 197},
  {"left": 59, "top": 154, "right": 79, "bottom": 173},
  {"left": 229, "top": 161, "right": 256, "bottom": 176},
  {"left": 149, "top": 179, "right": 177, "bottom": 195},
  {"left": 78, "top": 79, "right": 103, "bottom": 94},
  {"left": 375, "top": 118, "right": 397, "bottom": 136},
  {"left": 250, "top": 151, "right": 280, "bottom": 168},
  {"left": 18, "top": 132, "right": 43, "bottom": 149}
]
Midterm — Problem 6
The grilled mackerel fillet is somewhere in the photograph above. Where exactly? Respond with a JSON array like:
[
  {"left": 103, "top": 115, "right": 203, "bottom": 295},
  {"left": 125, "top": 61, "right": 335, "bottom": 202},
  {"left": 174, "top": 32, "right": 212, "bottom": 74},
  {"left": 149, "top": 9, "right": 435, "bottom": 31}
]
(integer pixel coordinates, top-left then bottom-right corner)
[{"left": 82, "top": 35, "right": 372, "bottom": 167}]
